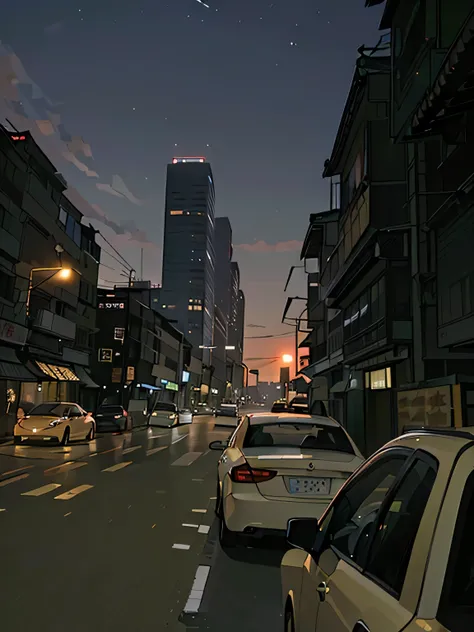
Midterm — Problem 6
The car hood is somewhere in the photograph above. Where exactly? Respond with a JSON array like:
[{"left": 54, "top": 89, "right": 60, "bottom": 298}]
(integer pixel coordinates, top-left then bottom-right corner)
[{"left": 19, "top": 416, "right": 66, "bottom": 430}]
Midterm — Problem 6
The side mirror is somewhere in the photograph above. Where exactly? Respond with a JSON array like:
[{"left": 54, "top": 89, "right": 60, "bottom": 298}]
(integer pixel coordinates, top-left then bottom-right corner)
[
  {"left": 209, "top": 440, "right": 227, "bottom": 451},
  {"left": 286, "top": 517, "right": 319, "bottom": 551}
]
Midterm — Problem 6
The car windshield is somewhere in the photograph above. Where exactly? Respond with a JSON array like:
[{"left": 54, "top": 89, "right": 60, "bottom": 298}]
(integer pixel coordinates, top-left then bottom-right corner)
[
  {"left": 243, "top": 422, "right": 354, "bottom": 454},
  {"left": 29, "top": 403, "right": 71, "bottom": 417}
]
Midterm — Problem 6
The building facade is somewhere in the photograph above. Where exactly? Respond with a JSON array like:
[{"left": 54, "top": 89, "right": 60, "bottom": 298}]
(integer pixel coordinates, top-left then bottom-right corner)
[
  {"left": 0, "top": 126, "right": 101, "bottom": 435},
  {"left": 91, "top": 282, "right": 192, "bottom": 419},
  {"left": 160, "top": 157, "right": 216, "bottom": 367}
]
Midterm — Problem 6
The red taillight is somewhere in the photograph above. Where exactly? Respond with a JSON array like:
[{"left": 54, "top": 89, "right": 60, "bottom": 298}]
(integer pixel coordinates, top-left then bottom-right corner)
[
  {"left": 230, "top": 463, "right": 277, "bottom": 484},
  {"left": 123, "top": 410, "right": 128, "bottom": 417}
]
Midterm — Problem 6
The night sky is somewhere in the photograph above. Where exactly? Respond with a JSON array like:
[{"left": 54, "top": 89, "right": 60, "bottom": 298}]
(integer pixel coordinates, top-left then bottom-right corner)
[{"left": 1, "top": 1, "right": 383, "bottom": 380}]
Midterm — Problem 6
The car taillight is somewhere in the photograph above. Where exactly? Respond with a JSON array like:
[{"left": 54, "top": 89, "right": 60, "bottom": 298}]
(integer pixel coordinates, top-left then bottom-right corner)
[
  {"left": 123, "top": 410, "right": 128, "bottom": 417},
  {"left": 230, "top": 463, "right": 277, "bottom": 484}
]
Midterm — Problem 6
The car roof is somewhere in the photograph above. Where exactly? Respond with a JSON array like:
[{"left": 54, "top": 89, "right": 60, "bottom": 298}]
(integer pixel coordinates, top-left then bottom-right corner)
[
  {"left": 35, "top": 401, "right": 79, "bottom": 406},
  {"left": 246, "top": 412, "right": 340, "bottom": 428}
]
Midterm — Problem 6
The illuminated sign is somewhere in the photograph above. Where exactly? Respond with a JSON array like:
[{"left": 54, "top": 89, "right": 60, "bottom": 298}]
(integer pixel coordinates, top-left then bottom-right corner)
[
  {"left": 165, "top": 381, "right": 178, "bottom": 391},
  {"left": 99, "top": 302, "right": 125, "bottom": 310},
  {"left": 98, "top": 348, "right": 113, "bottom": 363},
  {"left": 182, "top": 371, "right": 190, "bottom": 383},
  {"left": 172, "top": 157, "right": 206, "bottom": 164},
  {"left": 36, "top": 362, "right": 80, "bottom": 381}
]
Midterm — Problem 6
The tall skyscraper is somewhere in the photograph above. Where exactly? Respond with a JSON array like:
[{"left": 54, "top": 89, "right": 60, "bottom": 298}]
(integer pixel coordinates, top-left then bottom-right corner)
[
  {"left": 214, "top": 218, "right": 232, "bottom": 327},
  {"left": 160, "top": 157, "right": 216, "bottom": 363}
]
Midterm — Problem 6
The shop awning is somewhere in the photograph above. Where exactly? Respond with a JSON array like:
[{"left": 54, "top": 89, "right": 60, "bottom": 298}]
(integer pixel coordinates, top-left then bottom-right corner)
[
  {"left": 0, "top": 347, "right": 38, "bottom": 382},
  {"left": 35, "top": 361, "right": 80, "bottom": 382},
  {"left": 74, "top": 365, "right": 100, "bottom": 389}
]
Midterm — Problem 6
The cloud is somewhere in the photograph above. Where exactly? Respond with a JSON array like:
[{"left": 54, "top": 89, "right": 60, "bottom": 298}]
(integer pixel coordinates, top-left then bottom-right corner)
[
  {"left": 235, "top": 240, "right": 303, "bottom": 253},
  {"left": 247, "top": 324, "right": 266, "bottom": 328},
  {"left": 96, "top": 183, "right": 125, "bottom": 198},
  {"left": 44, "top": 22, "right": 64, "bottom": 35},
  {"left": 36, "top": 119, "right": 55, "bottom": 136},
  {"left": 111, "top": 175, "right": 142, "bottom": 205},
  {"left": 62, "top": 150, "right": 99, "bottom": 177},
  {"left": 67, "top": 136, "right": 93, "bottom": 158}
]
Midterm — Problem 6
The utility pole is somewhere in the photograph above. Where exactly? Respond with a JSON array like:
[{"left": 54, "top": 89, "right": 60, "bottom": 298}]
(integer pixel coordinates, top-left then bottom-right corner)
[{"left": 121, "top": 268, "right": 136, "bottom": 408}]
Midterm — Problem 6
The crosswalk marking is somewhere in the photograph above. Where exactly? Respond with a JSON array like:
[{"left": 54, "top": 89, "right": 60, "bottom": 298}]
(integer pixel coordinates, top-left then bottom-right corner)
[
  {"left": 198, "top": 525, "right": 210, "bottom": 534},
  {"left": 22, "top": 483, "right": 61, "bottom": 497},
  {"left": 1, "top": 465, "right": 34, "bottom": 477},
  {"left": 171, "top": 452, "right": 202, "bottom": 466},
  {"left": 146, "top": 446, "right": 167, "bottom": 456},
  {"left": 122, "top": 446, "right": 142, "bottom": 455},
  {"left": 90, "top": 446, "right": 122, "bottom": 458},
  {"left": 0, "top": 473, "right": 29, "bottom": 488},
  {"left": 54, "top": 485, "right": 93, "bottom": 500},
  {"left": 102, "top": 461, "right": 132, "bottom": 472},
  {"left": 44, "top": 461, "right": 87, "bottom": 475}
]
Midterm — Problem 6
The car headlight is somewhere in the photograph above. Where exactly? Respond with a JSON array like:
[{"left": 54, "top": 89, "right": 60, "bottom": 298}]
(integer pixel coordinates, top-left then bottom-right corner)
[
  {"left": 168, "top": 414, "right": 176, "bottom": 419},
  {"left": 49, "top": 419, "right": 63, "bottom": 427}
]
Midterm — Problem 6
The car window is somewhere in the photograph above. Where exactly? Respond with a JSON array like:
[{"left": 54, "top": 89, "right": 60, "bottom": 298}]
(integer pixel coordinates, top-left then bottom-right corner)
[
  {"left": 438, "top": 470, "right": 474, "bottom": 632},
  {"left": 153, "top": 403, "right": 176, "bottom": 412},
  {"left": 69, "top": 406, "right": 82, "bottom": 417},
  {"left": 364, "top": 455, "right": 437, "bottom": 597},
  {"left": 98, "top": 405, "right": 123, "bottom": 415},
  {"left": 319, "top": 452, "right": 408, "bottom": 566},
  {"left": 242, "top": 422, "right": 354, "bottom": 454}
]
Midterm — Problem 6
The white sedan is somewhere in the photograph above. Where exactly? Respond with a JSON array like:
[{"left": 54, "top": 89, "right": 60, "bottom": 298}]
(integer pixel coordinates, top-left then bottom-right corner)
[
  {"left": 209, "top": 412, "right": 364, "bottom": 547},
  {"left": 14, "top": 402, "right": 95, "bottom": 445},
  {"left": 281, "top": 427, "right": 474, "bottom": 632}
]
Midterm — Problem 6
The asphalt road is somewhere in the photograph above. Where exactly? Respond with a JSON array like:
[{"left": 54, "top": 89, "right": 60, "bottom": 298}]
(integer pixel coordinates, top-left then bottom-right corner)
[{"left": 0, "top": 412, "right": 284, "bottom": 632}]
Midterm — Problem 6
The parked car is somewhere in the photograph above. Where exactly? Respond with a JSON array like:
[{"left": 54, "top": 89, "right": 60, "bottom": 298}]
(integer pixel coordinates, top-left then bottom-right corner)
[
  {"left": 95, "top": 404, "right": 131, "bottom": 432},
  {"left": 193, "top": 403, "right": 213, "bottom": 415},
  {"left": 215, "top": 403, "right": 239, "bottom": 418},
  {"left": 281, "top": 427, "right": 474, "bottom": 632},
  {"left": 271, "top": 400, "right": 288, "bottom": 413},
  {"left": 14, "top": 402, "right": 95, "bottom": 446},
  {"left": 150, "top": 402, "right": 193, "bottom": 426},
  {"left": 209, "top": 412, "right": 363, "bottom": 548}
]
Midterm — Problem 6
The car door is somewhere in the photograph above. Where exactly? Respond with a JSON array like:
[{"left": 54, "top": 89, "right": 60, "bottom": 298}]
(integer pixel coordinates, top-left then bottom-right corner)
[
  {"left": 314, "top": 451, "right": 438, "bottom": 632},
  {"left": 295, "top": 448, "right": 411, "bottom": 632},
  {"left": 218, "top": 416, "right": 248, "bottom": 496},
  {"left": 68, "top": 405, "right": 84, "bottom": 439}
]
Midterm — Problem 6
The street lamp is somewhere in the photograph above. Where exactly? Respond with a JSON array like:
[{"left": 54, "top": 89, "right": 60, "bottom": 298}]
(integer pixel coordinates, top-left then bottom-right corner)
[
  {"left": 282, "top": 354, "right": 293, "bottom": 364},
  {"left": 25, "top": 267, "right": 79, "bottom": 317}
]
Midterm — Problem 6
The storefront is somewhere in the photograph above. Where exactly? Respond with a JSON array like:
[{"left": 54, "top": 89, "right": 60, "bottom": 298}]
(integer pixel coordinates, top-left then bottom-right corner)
[
  {"left": 364, "top": 366, "right": 394, "bottom": 456},
  {"left": 0, "top": 346, "right": 38, "bottom": 437},
  {"left": 19, "top": 360, "right": 82, "bottom": 412}
]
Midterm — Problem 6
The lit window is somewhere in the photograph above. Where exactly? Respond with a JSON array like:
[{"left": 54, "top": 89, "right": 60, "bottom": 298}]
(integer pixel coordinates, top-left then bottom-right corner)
[
  {"left": 366, "top": 367, "right": 392, "bottom": 390},
  {"left": 168, "top": 305, "right": 176, "bottom": 309},
  {"left": 188, "top": 305, "right": 193, "bottom": 311},
  {"left": 170, "top": 210, "right": 183, "bottom": 215}
]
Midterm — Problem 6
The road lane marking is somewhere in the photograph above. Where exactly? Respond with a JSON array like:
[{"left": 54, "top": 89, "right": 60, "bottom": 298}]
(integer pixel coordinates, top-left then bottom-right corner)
[
  {"left": 183, "top": 565, "right": 211, "bottom": 613},
  {"left": 122, "top": 446, "right": 142, "bottom": 455},
  {"left": 182, "top": 523, "right": 199, "bottom": 528},
  {"left": 1, "top": 465, "right": 34, "bottom": 477},
  {"left": 0, "top": 508, "right": 6, "bottom": 512},
  {"left": 192, "top": 478, "right": 204, "bottom": 482},
  {"left": 146, "top": 446, "right": 168, "bottom": 456},
  {"left": 172, "top": 434, "right": 187, "bottom": 445},
  {"left": 171, "top": 452, "right": 202, "bottom": 466},
  {"left": 0, "top": 473, "right": 29, "bottom": 487},
  {"left": 22, "top": 483, "right": 61, "bottom": 497},
  {"left": 198, "top": 525, "right": 210, "bottom": 534},
  {"left": 102, "top": 461, "right": 132, "bottom": 472},
  {"left": 172, "top": 543, "right": 190, "bottom": 550},
  {"left": 54, "top": 485, "right": 93, "bottom": 500},
  {"left": 192, "top": 509, "right": 207, "bottom": 513},
  {"left": 90, "top": 446, "right": 122, "bottom": 457},
  {"left": 44, "top": 461, "right": 87, "bottom": 475},
  {"left": 64, "top": 512, "right": 72, "bottom": 517}
]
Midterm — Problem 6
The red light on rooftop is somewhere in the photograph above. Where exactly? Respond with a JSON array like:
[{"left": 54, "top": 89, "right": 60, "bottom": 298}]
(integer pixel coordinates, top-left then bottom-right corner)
[{"left": 11, "top": 135, "right": 26, "bottom": 141}]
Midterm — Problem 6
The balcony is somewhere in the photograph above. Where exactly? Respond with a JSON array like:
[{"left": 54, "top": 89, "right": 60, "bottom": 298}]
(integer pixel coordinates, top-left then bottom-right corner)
[{"left": 32, "top": 309, "right": 76, "bottom": 340}]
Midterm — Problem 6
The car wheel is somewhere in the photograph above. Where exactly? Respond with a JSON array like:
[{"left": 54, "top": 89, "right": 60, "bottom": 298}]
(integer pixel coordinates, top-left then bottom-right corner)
[
  {"left": 285, "top": 606, "right": 295, "bottom": 632},
  {"left": 61, "top": 428, "right": 70, "bottom": 446},
  {"left": 86, "top": 423, "right": 95, "bottom": 441},
  {"left": 13, "top": 436, "right": 21, "bottom": 445}
]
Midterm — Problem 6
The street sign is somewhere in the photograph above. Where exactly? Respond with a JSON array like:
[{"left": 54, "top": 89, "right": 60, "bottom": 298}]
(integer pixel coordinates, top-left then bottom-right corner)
[
  {"left": 111, "top": 368, "right": 122, "bottom": 383},
  {"left": 126, "top": 366, "right": 135, "bottom": 381},
  {"left": 98, "top": 348, "right": 113, "bottom": 363}
]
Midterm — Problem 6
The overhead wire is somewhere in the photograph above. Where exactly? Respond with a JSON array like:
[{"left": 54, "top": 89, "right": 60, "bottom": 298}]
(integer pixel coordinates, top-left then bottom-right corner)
[{"left": 97, "top": 230, "right": 133, "bottom": 270}]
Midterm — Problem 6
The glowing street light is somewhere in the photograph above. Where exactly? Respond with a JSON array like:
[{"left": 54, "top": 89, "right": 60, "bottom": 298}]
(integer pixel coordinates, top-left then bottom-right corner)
[
  {"left": 282, "top": 354, "right": 293, "bottom": 364},
  {"left": 26, "top": 267, "right": 79, "bottom": 317}
]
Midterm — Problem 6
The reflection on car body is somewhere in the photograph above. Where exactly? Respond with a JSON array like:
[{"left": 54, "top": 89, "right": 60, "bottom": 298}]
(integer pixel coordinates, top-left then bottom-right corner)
[
  {"left": 14, "top": 402, "right": 95, "bottom": 446},
  {"left": 281, "top": 427, "right": 474, "bottom": 632},
  {"left": 150, "top": 402, "right": 193, "bottom": 426}
]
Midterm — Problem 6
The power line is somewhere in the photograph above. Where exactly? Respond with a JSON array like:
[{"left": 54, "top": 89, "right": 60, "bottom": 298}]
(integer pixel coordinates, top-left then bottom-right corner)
[
  {"left": 245, "top": 331, "right": 294, "bottom": 339},
  {"left": 97, "top": 231, "right": 133, "bottom": 270},
  {"left": 100, "top": 247, "right": 133, "bottom": 272}
]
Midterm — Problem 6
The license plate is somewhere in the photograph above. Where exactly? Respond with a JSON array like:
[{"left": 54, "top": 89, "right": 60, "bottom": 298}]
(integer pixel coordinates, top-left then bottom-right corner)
[{"left": 288, "top": 477, "right": 331, "bottom": 495}]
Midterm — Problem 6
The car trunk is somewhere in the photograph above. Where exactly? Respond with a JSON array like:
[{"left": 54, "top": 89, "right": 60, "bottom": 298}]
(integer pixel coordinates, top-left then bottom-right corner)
[
  {"left": 242, "top": 446, "right": 363, "bottom": 501},
  {"left": 18, "top": 416, "right": 62, "bottom": 431}
]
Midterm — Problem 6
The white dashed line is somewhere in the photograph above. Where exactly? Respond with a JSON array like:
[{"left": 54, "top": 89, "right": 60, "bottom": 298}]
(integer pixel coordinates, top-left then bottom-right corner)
[
  {"left": 22, "top": 483, "right": 61, "bottom": 497},
  {"left": 122, "top": 446, "right": 142, "bottom": 455},
  {"left": 198, "top": 525, "right": 210, "bottom": 534},
  {"left": 146, "top": 446, "right": 167, "bottom": 456},
  {"left": 44, "top": 461, "right": 87, "bottom": 475},
  {"left": 172, "top": 543, "right": 191, "bottom": 550},
  {"left": 182, "top": 523, "right": 199, "bottom": 529},
  {"left": 192, "top": 509, "right": 207, "bottom": 513},
  {"left": 0, "top": 473, "right": 29, "bottom": 487},
  {"left": 102, "top": 461, "right": 132, "bottom": 472},
  {"left": 54, "top": 485, "right": 93, "bottom": 500},
  {"left": 171, "top": 452, "right": 202, "bottom": 466},
  {"left": 172, "top": 434, "right": 187, "bottom": 445},
  {"left": 183, "top": 565, "right": 211, "bottom": 613}
]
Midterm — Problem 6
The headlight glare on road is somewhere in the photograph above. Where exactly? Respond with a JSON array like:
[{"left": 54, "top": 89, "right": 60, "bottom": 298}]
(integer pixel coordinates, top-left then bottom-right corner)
[{"left": 49, "top": 419, "right": 63, "bottom": 427}]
